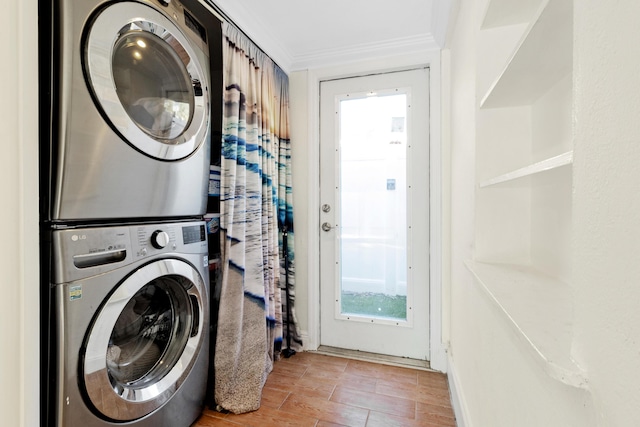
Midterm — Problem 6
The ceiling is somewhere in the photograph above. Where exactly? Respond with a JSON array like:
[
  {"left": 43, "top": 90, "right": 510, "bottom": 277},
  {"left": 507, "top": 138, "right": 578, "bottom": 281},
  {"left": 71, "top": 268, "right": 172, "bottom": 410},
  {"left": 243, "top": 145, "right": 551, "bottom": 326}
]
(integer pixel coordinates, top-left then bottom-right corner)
[{"left": 210, "top": 0, "right": 454, "bottom": 72}]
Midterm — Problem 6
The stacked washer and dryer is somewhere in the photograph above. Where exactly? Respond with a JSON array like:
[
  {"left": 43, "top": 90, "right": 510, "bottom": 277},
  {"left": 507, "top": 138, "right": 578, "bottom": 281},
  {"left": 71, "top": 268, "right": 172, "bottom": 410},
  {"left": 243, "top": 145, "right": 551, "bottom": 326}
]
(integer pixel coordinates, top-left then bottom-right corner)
[{"left": 41, "top": 0, "right": 219, "bottom": 426}]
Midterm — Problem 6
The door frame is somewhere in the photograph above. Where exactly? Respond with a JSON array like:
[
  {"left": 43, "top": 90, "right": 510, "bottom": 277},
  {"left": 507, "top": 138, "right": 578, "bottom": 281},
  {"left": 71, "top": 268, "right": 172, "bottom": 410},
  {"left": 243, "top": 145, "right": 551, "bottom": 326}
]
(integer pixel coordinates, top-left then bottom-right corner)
[{"left": 299, "top": 50, "right": 447, "bottom": 372}]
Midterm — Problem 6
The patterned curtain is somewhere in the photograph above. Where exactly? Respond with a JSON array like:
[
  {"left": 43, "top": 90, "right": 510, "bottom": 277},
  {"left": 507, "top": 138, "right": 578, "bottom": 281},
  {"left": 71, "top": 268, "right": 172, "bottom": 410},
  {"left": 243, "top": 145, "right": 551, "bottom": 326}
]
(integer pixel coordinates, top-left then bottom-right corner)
[{"left": 211, "top": 22, "right": 301, "bottom": 414}]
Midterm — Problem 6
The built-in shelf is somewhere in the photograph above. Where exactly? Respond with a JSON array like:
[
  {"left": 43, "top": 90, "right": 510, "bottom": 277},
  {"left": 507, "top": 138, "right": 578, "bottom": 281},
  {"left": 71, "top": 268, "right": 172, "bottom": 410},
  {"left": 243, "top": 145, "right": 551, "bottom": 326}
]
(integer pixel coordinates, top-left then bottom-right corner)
[
  {"left": 481, "top": 0, "right": 542, "bottom": 29},
  {"left": 480, "top": 0, "right": 573, "bottom": 108},
  {"left": 465, "top": 260, "right": 588, "bottom": 389},
  {"left": 480, "top": 151, "right": 572, "bottom": 188}
]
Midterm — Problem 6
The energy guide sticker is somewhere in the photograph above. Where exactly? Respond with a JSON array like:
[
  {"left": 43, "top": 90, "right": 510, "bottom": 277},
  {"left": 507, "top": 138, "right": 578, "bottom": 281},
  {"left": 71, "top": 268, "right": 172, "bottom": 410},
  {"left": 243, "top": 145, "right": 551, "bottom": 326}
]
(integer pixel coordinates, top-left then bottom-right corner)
[
  {"left": 209, "top": 166, "right": 221, "bottom": 197},
  {"left": 69, "top": 285, "right": 82, "bottom": 301}
]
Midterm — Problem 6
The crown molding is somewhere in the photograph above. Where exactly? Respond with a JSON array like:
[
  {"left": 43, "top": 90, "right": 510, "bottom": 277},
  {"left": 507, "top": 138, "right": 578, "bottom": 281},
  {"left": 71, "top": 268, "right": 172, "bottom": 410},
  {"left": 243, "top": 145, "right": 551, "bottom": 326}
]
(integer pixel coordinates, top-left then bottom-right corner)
[
  {"left": 209, "top": 0, "right": 444, "bottom": 73},
  {"left": 290, "top": 34, "right": 439, "bottom": 71},
  {"left": 431, "top": 0, "right": 456, "bottom": 48}
]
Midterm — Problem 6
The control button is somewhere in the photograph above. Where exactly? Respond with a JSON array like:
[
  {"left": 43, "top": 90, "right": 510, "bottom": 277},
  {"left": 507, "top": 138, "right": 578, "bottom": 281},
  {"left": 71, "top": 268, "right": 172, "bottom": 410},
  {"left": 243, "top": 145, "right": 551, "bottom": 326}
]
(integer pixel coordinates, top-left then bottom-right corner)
[
  {"left": 159, "top": 0, "right": 171, "bottom": 6},
  {"left": 151, "top": 230, "right": 170, "bottom": 249},
  {"left": 140, "top": 247, "right": 147, "bottom": 256}
]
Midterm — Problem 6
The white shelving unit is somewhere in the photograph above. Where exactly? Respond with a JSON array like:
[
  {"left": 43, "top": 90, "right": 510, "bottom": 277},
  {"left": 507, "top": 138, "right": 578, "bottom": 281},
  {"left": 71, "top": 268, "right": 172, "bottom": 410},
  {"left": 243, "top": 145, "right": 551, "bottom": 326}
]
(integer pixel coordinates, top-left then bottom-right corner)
[
  {"left": 481, "top": 0, "right": 573, "bottom": 109},
  {"left": 481, "top": 0, "right": 542, "bottom": 29},
  {"left": 479, "top": 151, "right": 572, "bottom": 188},
  {"left": 465, "top": 261, "right": 587, "bottom": 388},
  {"left": 472, "top": 0, "right": 583, "bottom": 386}
]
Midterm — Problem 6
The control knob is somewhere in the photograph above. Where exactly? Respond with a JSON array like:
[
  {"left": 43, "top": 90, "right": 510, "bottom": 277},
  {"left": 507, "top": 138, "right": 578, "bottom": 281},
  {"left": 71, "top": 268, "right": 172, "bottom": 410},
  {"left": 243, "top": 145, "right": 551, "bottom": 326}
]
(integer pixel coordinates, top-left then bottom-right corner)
[{"left": 151, "top": 230, "right": 170, "bottom": 249}]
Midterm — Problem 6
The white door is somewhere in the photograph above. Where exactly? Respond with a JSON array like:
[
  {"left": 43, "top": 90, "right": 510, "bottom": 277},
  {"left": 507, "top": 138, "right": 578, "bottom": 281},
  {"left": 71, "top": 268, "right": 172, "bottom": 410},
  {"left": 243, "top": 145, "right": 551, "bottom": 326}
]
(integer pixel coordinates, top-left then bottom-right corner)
[{"left": 319, "top": 68, "right": 430, "bottom": 360}]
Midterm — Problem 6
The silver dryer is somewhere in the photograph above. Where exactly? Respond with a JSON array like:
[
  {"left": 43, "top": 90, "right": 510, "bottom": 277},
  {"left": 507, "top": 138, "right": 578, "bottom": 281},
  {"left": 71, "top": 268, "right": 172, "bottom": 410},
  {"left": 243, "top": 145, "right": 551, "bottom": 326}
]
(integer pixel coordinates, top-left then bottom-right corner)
[{"left": 51, "top": 0, "right": 212, "bottom": 221}]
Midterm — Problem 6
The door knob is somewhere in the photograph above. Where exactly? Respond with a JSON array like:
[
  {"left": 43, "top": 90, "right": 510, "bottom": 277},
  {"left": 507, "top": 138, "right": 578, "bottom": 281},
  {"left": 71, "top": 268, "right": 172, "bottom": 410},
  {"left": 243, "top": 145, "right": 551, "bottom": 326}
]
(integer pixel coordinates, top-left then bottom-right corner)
[{"left": 321, "top": 222, "right": 333, "bottom": 232}]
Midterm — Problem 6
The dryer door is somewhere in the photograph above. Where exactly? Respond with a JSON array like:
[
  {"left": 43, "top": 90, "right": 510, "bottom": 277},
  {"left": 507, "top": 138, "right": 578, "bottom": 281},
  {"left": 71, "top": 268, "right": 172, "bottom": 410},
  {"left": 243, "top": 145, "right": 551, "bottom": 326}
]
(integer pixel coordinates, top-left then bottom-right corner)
[
  {"left": 84, "top": 2, "right": 209, "bottom": 160},
  {"left": 82, "top": 259, "right": 207, "bottom": 421}
]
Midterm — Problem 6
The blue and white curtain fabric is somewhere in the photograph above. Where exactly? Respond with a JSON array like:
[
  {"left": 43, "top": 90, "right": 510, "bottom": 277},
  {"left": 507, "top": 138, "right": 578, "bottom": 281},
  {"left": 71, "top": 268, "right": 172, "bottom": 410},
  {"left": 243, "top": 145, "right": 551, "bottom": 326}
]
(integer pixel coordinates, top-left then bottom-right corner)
[{"left": 214, "top": 22, "right": 301, "bottom": 414}]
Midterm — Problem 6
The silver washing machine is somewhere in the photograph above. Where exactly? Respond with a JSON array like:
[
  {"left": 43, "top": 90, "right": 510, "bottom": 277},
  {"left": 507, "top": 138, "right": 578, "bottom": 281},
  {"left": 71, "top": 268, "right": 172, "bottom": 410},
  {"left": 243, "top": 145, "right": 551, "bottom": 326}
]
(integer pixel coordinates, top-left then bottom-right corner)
[
  {"left": 51, "top": 221, "right": 209, "bottom": 426},
  {"left": 51, "top": 0, "right": 212, "bottom": 221}
]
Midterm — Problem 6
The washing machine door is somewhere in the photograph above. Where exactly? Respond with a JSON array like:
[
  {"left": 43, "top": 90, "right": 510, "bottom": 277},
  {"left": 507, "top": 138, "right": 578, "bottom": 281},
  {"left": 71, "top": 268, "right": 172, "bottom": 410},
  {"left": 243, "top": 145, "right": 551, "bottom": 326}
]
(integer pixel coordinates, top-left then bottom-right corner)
[
  {"left": 85, "top": 2, "right": 209, "bottom": 161},
  {"left": 82, "top": 258, "right": 207, "bottom": 421}
]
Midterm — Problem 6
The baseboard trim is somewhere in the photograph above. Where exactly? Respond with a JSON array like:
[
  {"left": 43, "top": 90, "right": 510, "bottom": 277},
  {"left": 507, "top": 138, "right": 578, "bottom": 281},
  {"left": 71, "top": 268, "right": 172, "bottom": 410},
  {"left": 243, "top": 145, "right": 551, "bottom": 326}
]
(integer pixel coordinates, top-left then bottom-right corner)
[
  {"left": 299, "top": 331, "right": 311, "bottom": 351},
  {"left": 448, "top": 354, "right": 471, "bottom": 427}
]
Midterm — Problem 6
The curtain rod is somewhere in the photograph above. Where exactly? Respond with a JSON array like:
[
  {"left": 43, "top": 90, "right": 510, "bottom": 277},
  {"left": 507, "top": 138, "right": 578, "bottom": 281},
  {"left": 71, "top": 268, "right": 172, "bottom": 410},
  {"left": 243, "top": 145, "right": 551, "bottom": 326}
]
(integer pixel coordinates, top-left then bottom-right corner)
[{"left": 199, "top": 0, "right": 285, "bottom": 72}]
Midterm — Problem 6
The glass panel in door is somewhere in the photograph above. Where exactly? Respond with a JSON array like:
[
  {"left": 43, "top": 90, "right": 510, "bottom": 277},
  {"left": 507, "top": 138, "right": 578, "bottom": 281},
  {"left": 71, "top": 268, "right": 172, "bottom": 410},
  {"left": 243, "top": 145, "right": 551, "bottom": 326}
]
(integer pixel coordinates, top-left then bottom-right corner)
[
  {"left": 339, "top": 94, "right": 408, "bottom": 321},
  {"left": 112, "top": 30, "right": 195, "bottom": 140},
  {"left": 107, "top": 275, "right": 193, "bottom": 392}
]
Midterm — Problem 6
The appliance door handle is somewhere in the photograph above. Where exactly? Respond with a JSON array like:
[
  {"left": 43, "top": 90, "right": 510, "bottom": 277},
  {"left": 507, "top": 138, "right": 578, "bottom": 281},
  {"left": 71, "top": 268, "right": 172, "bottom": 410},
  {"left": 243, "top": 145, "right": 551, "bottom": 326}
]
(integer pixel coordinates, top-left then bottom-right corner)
[
  {"left": 73, "top": 249, "right": 126, "bottom": 269},
  {"left": 189, "top": 294, "right": 200, "bottom": 337}
]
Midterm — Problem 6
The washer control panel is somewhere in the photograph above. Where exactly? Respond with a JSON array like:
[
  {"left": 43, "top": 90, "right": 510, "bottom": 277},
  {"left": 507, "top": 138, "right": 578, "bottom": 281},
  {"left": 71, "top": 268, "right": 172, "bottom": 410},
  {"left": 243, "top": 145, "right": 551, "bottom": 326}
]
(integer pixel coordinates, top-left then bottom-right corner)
[
  {"left": 133, "top": 222, "right": 205, "bottom": 259},
  {"left": 151, "top": 230, "right": 171, "bottom": 249},
  {"left": 52, "top": 221, "right": 207, "bottom": 284}
]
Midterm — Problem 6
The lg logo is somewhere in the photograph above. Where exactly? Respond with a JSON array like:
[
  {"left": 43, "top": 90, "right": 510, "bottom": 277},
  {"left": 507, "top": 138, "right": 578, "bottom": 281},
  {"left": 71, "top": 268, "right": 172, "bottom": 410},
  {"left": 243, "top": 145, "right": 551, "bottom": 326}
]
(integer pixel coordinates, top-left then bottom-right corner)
[{"left": 71, "top": 234, "right": 87, "bottom": 242}]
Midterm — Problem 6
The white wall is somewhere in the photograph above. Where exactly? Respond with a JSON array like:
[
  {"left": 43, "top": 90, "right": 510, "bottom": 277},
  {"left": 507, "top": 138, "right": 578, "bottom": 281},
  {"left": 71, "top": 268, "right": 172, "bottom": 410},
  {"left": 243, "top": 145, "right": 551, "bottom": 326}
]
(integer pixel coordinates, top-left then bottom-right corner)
[
  {"left": 445, "top": 0, "right": 480, "bottom": 422},
  {"left": 571, "top": 1, "right": 640, "bottom": 424},
  {"left": 446, "top": 0, "right": 640, "bottom": 426},
  {"left": 289, "top": 71, "right": 312, "bottom": 337},
  {"left": 2, "top": 0, "right": 40, "bottom": 426}
]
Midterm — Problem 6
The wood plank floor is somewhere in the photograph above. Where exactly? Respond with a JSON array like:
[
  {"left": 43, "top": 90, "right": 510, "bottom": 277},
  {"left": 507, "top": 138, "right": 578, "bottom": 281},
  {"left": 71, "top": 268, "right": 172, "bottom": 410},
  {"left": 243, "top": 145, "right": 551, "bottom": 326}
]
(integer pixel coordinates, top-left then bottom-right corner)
[{"left": 193, "top": 351, "right": 456, "bottom": 427}]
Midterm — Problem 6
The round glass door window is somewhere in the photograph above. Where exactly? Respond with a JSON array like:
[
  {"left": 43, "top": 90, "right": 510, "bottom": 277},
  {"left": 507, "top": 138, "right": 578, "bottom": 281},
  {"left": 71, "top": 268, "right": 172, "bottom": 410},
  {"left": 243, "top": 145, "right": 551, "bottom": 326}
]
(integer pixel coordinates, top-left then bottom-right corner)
[
  {"left": 106, "top": 275, "right": 193, "bottom": 391},
  {"left": 85, "top": 2, "right": 209, "bottom": 160},
  {"left": 111, "top": 31, "right": 195, "bottom": 141},
  {"left": 83, "top": 259, "right": 206, "bottom": 421}
]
